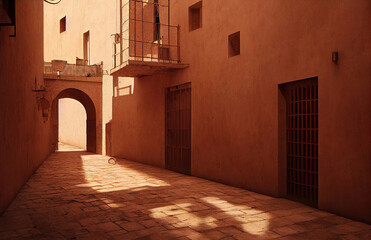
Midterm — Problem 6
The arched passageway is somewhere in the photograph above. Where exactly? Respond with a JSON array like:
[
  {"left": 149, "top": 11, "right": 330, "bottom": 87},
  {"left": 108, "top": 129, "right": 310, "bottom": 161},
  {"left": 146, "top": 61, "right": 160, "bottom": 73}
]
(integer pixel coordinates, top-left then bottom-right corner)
[
  {"left": 58, "top": 98, "right": 87, "bottom": 150},
  {"left": 51, "top": 88, "right": 97, "bottom": 153}
]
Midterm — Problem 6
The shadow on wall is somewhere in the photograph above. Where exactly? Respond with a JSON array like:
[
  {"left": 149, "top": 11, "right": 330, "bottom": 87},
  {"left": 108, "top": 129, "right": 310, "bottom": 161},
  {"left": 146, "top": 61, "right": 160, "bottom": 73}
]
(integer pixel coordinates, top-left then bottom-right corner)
[
  {"left": 105, "top": 121, "right": 112, "bottom": 157},
  {"left": 113, "top": 76, "right": 134, "bottom": 98}
]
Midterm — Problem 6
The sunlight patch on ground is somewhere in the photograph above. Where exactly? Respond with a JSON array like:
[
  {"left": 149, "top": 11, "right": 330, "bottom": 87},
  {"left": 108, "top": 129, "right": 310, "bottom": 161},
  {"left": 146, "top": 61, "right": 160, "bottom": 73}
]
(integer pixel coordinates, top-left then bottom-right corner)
[
  {"left": 202, "top": 197, "right": 271, "bottom": 235},
  {"left": 80, "top": 155, "right": 170, "bottom": 193},
  {"left": 149, "top": 204, "right": 218, "bottom": 230},
  {"left": 56, "top": 142, "right": 85, "bottom": 152}
]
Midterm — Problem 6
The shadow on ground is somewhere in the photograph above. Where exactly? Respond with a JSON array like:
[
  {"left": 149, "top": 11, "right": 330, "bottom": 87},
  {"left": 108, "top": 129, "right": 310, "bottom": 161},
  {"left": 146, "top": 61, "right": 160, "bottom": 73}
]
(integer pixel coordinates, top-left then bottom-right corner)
[{"left": 0, "top": 150, "right": 370, "bottom": 239}]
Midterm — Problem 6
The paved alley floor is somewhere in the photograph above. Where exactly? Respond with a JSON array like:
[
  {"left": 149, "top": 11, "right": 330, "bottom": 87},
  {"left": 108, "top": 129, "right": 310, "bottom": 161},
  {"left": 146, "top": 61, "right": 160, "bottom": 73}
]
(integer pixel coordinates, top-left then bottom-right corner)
[
  {"left": 56, "top": 142, "right": 85, "bottom": 152},
  {"left": 0, "top": 150, "right": 370, "bottom": 240}
]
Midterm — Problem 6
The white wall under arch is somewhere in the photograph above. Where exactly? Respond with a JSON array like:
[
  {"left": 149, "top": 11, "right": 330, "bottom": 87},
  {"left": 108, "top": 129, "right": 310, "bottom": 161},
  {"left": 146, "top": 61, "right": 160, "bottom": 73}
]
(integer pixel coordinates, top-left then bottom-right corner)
[{"left": 58, "top": 98, "right": 87, "bottom": 149}]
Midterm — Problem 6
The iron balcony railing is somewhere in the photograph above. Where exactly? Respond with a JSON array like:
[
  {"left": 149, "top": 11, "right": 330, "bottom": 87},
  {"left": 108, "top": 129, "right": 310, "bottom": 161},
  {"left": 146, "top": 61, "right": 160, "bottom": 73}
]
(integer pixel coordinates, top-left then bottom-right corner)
[{"left": 112, "top": 0, "right": 181, "bottom": 69}]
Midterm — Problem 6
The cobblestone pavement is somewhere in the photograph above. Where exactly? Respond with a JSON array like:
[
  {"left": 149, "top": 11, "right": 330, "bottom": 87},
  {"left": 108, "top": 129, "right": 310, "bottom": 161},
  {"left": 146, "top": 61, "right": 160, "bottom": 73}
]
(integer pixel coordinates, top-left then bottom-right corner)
[{"left": 0, "top": 149, "right": 370, "bottom": 239}]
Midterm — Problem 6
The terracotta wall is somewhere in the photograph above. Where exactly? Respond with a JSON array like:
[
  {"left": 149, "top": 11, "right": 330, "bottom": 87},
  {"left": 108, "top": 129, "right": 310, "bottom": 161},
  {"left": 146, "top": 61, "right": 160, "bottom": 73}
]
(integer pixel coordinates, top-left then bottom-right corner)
[
  {"left": 110, "top": 0, "right": 371, "bottom": 223},
  {"left": 58, "top": 98, "right": 87, "bottom": 149},
  {"left": 0, "top": 1, "right": 52, "bottom": 213}
]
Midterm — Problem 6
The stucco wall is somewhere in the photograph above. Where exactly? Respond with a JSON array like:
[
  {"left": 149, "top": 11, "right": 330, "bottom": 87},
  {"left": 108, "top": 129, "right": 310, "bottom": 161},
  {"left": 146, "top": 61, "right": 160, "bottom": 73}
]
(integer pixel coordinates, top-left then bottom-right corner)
[
  {"left": 110, "top": 0, "right": 371, "bottom": 223},
  {"left": 0, "top": 1, "right": 52, "bottom": 213},
  {"left": 58, "top": 98, "right": 87, "bottom": 149}
]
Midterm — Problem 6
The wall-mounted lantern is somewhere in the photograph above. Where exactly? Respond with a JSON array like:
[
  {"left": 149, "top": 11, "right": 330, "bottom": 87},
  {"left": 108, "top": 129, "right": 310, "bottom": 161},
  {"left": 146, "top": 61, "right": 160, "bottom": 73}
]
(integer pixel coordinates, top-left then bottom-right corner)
[
  {"left": 31, "top": 77, "right": 49, "bottom": 122},
  {"left": 37, "top": 96, "right": 50, "bottom": 122}
]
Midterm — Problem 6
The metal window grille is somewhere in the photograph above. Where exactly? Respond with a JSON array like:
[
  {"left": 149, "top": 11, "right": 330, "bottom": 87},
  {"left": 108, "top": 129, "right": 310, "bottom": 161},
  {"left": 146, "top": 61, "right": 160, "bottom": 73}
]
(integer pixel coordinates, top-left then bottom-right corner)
[{"left": 286, "top": 78, "right": 318, "bottom": 206}]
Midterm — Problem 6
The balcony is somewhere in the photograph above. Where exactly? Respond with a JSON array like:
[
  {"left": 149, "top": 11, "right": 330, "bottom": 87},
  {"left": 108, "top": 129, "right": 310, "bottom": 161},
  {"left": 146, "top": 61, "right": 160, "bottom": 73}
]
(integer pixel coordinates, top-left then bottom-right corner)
[
  {"left": 44, "top": 59, "right": 103, "bottom": 82},
  {"left": 110, "top": 0, "right": 188, "bottom": 78}
]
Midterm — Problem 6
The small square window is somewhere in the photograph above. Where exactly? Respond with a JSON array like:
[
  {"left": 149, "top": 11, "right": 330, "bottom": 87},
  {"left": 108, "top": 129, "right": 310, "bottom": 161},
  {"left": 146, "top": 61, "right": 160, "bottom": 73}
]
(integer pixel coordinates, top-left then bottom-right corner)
[
  {"left": 60, "top": 16, "right": 66, "bottom": 33},
  {"left": 189, "top": 1, "right": 202, "bottom": 31},
  {"left": 228, "top": 31, "right": 240, "bottom": 57}
]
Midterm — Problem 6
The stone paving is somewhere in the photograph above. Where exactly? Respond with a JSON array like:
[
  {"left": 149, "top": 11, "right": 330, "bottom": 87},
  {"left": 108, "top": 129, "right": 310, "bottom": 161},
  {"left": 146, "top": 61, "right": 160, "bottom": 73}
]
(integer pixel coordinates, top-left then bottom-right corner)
[
  {"left": 0, "top": 149, "right": 370, "bottom": 239},
  {"left": 56, "top": 142, "right": 85, "bottom": 152}
]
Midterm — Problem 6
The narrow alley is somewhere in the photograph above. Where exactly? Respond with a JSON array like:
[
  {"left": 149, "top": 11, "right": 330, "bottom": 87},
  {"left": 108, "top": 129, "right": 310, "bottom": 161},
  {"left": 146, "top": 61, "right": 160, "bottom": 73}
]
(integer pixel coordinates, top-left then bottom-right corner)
[
  {"left": 0, "top": 146, "right": 369, "bottom": 240},
  {"left": 1, "top": 1, "right": 370, "bottom": 239}
]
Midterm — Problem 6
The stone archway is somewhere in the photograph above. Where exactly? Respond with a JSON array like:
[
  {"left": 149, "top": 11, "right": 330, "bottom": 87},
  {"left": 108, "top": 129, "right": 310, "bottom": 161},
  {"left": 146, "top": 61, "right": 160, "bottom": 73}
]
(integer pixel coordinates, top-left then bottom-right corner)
[{"left": 51, "top": 88, "right": 97, "bottom": 153}]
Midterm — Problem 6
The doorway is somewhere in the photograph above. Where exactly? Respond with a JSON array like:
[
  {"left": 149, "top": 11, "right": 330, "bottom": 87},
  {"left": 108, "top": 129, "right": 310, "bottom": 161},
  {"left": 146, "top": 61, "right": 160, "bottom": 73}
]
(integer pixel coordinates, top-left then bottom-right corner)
[
  {"left": 51, "top": 88, "right": 97, "bottom": 153},
  {"left": 282, "top": 77, "right": 318, "bottom": 207},
  {"left": 165, "top": 83, "right": 191, "bottom": 175},
  {"left": 58, "top": 98, "right": 87, "bottom": 150}
]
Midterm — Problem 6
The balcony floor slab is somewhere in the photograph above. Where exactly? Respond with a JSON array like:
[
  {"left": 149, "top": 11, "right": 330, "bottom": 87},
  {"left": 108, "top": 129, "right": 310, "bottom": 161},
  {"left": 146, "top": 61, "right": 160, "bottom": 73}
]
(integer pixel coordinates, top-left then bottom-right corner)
[{"left": 110, "top": 60, "right": 189, "bottom": 77}]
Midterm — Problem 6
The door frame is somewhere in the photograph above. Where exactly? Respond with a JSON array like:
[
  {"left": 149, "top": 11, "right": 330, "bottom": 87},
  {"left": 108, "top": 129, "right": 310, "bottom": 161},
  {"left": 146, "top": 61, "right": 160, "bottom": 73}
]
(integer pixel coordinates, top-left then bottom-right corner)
[
  {"left": 164, "top": 82, "right": 192, "bottom": 175},
  {"left": 278, "top": 77, "right": 319, "bottom": 207}
]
